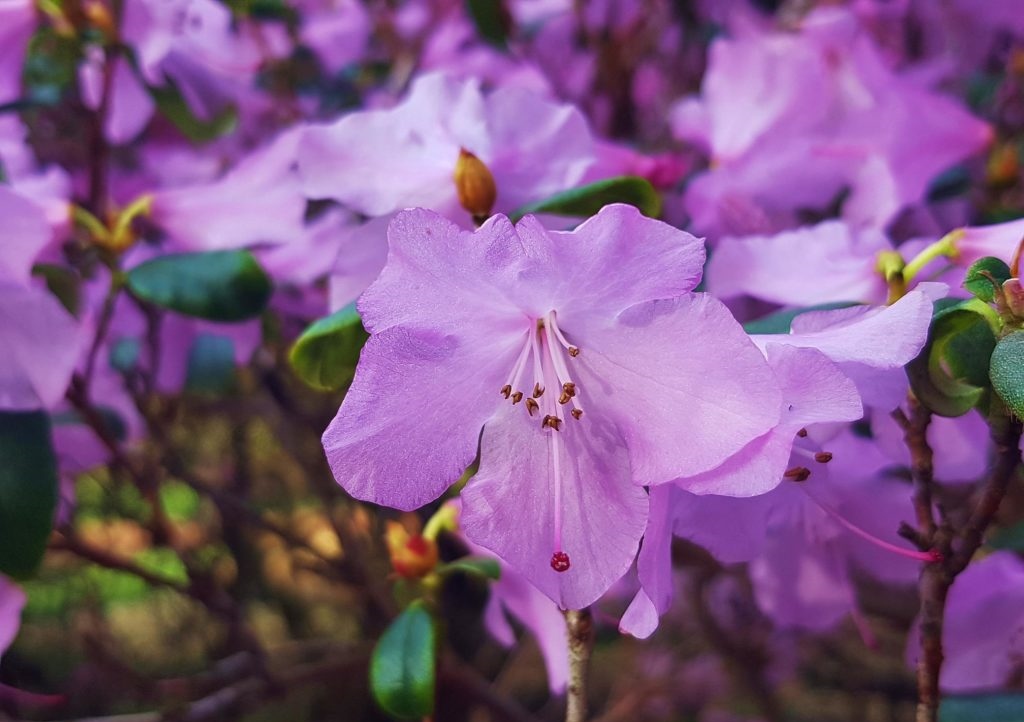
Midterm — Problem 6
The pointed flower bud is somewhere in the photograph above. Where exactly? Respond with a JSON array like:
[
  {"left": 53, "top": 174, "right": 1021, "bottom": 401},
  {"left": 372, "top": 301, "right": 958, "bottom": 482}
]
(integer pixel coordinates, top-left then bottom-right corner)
[
  {"left": 453, "top": 148, "right": 497, "bottom": 223},
  {"left": 1002, "top": 278, "right": 1024, "bottom": 319},
  {"left": 384, "top": 521, "right": 439, "bottom": 579}
]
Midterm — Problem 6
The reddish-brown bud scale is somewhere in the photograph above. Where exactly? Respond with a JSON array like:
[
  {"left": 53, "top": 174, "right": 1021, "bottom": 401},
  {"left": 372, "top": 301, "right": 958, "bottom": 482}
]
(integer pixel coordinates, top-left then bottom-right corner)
[{"left": 454, "top": 148, "right": 497, "bottom": 222}]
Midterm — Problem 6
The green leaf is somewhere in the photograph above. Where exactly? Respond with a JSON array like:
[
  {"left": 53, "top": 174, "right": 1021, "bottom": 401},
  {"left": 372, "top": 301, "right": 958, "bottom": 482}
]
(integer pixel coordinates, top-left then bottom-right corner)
[
  {"left": 32, "top": 263, "right": 81, "bottom": 316},
  {"left": 370, "top": 600, "right": 436, "bottom": 720},
  {"left": 465, "top": 0, "right": 512, "bottom": 48},
  {"left": 510, "top": 176, "right": 662, "bottom": 222},
  {"left": 742, "top": 302, "right": 861, "bottom": 335},
  {"left": 908, "top": 300, "right": 998, "bottom": 417},
  {"left": 288, "top": 305, "right": 368, "bottom": 391},
  {"left": 963, "top": 257, "right": 1012, "bottom": 303},
  {"left": 437, "top": 556, "right": 501, "bottom": 580},
  {"left": 990, "top": 331, "right": 1024, "bottom": 418},
  {"left": 149, "top": 79, "right": 238, "bottom": 143},
  {"left": 126, "top": 250, "right": 272, "bottom": 322},
  {"left": 0, "top": 412, "right": 59, "bottom": 579},
  {"left": 940, "top": 694, "right": 1024, "bottom": 722},
  {"left": 989, "top": 521, "right": 1024, "bottom": 552},
  {"left": 186, "top": 334, "right": 237, "bottom": 395}
]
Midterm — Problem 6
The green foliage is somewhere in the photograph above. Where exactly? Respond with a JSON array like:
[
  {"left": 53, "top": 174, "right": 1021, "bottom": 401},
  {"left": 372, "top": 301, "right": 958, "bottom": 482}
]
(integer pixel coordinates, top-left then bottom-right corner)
[
  {"left": 288, "top": 305, "right": 368, "bottom": 391},
  {"left": 989, "top": 522, "right": 1024, "bottom": 552},
  {"left": 0, "top": 412, "right": 59, "bottom": 579},
  {"left": 908, "top": 300, "right": 998, "bottom": 417},
  {"left": 940, "top": 694, "right": 1024, "bottom": 722},
  {"left": 963, "top": 257, "right": 1012, "bottom": 303},
  {"left": 510, "top": 176, "right": 662, "bottom": 222},
  {"left": 465, "top": 0, "right": 512, "bottom": 48},
  {"left": 186, "top": 334, "right": 237, "bottom": 395},
  {"left": 370, "top": 600, "right": 437, "bottom": 720},
  {"left": 159, "top": 482, "right": 202, "bottom": 523},
  {"left": 990, "top": 331, "right": 1024, "bottom": 419},
  {"left": 437, "top": 556, "right": 501, "bottom": 580},
  {"left": 21, "top": 27, "right": 81, "bottom": 106},
  {"left": 126, "top": 250, "right": 272, "bottom": 322},
  {"left": 149, "top": 79, "right": 238, "bottom": 143},
  {"left": 742, "top": 302, "right": 860, "bottom": 335},
  {"left": 32, "top": 263, "right": 81, "bottom": 316}
]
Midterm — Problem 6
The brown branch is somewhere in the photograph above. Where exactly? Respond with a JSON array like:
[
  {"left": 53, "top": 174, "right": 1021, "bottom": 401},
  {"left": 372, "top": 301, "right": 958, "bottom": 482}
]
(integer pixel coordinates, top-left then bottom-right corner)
[
  {"left": 892, "top": 399, "right": 937, "bottom": 538},
  {"left": 564, "top": 608, "right": 594, "bottom": 722}
]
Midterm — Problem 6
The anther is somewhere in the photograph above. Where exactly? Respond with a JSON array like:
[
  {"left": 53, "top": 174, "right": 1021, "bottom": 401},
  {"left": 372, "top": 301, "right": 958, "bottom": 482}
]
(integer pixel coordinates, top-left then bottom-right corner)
[
  {"left": 500, "top": 384, "right": 512, "bottom": 399},
  {"left": 542, "top": 415, "right": 563, "bottom": 431},
  {"left": 550, "top": 551, "right": 571, "bottom": 572},
  {"left": 784, "top": 466, "right": 811, "bottom": 482},
  {"left": 814, "top": 451, "right": 833, "bottom": 464},
  {"left": 570, "top": 408, "right": 583, "bottom": 420},
  {"left": 562, "top": 382, "right": 576, "bottom": 397},
  {"left": 568, "top": 347, "right": 580, "bottom": 357},
  {"left": 533, "top": 383, "right": 544, "bottom": 398},
  {"left": 511, "top": 391, "right": 523, "bottom": 404},
  {"left": 796, "top": 428, "right": 808, "bottom": 438},
  {"left": 558, "top": 391, "right": 572, "bottom": 405},
  {"left": 525, "top": 398, "right": 539, "bottom": 416}
]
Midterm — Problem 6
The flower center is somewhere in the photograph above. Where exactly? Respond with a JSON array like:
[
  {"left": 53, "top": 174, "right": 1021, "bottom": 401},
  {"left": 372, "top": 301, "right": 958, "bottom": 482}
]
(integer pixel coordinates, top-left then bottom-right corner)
[{"left": 498, "top": 310, "right": 583, "bottom": 574}]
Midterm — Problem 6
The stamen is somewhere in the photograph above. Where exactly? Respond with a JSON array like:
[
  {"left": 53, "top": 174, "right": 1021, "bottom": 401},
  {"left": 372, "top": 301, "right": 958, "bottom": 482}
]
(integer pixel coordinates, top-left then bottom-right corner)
[
  {"left": 500, "top": 384, "right": 511, "bottom": 399},
  {"left": 547, "top": 311, "right": 579, "bottom": 355},
  {"left": 542, "top": 415, "right": 563, "bottom": 430},
  {"left": 784, "top": 466, "right": 811, "bottom": 482},
  {"left": 502, "top": 330, "right": 533, "bottom": 400},
  {"left": 549, "top": 419, "right": 568, "bottom": 572},
  {"left": 568, "top": 347, "right": 580, "bottom": 357},
  {"left": 571, "top": 408, "right": 583, "bottom": 420},
  {"left": 814, "top": 451, "right": 833, "bottom": 463},
  {"left": 533, "top": 383, "right": 544, "bottom": 398},
  {"left": 543, "top": 316, "right": 584, "bottom": 417},
  {"left": 801, "top": 485, "right": 942, "bottom": 563},
  {"left": 558, "top": 391, "right": 572, "bottom": 405},
  {"left": 525, "top": 398, "right": 539, "bottom": 416},
  {"left": 796, "top": 428, "right": 808, "bottom": 438},
  {"left": 511, "top": 391, "right": 523, "bottom": 404},
  {"left": 562, "top": 382, "right": 576, "bottom": 397}
]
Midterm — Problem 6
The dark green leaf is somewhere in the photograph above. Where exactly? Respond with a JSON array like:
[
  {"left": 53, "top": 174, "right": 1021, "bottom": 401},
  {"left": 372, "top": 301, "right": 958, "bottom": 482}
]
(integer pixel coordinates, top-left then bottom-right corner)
[
  {"left": 288, "top": 305, "right": 368, "bottom": 391},
  {"left": 510, "top": 177, "right": 662, "bottom": 222},
  {"left": 110, "top": 338, "right": 141, "bottom": 373},
  {"left": 370, "top": 600, "right": 436, "bottom": 720},
  {"left": 990, "top": 331, "right": 1024, "bottom": 418},
  {"left": 0, "top": 412, "right": 59, "bottom": 579},
  {"left": 149, "top": 78, "right": 238, "bottom": 143},
  {"left": 126, "top": 250, "right": 272, "bottom": 322},
  {"left": 940, "top": 694, "right": 1024, "bottom": 722},
  {"left": 963, "top": 257, "right": 1012, "bottom": 303},
  {"left": 465, "top": 0, "right": 512, "bottom": 48},
  {"left": 186, "top": 334, "right": 237, "bottom": 395},
  {"left": 743, "top": 302, "right": 861, "bottom": 335},
  {"left": 907, "top": 300, "right": 998, "bottom": 417},
  {"left": 989, "top": 522, "right": 1024, "bottom": 552},
  {"left": 437, "top": 556, "right": 501, "bottom": 580}
]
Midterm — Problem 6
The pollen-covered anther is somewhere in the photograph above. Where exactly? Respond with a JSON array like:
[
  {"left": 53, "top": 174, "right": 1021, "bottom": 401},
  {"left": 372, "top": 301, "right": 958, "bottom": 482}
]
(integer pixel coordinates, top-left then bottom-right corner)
[
  {"left": 568, "top": 347, "right": 580, "bottom": 357},
  {"left": 511, "top": 391, "right": 524, "bottom": 404},
  {"left": 562, "top": 382, "right": 576, "bottom": 397},
  {"left": 784, "top": 465, "right": 811, "bottom": 482},
  {"left": 533, "top": 383, "right": 544, "bottom": 398},
  {"left": 525, "top": 398, "right": 539, "bottom": 416},
  {"left": 500, "top": 384, "right": 512, "bottom": 399},
  {"left": 814, "top": 451, "right": 833, "bottom": 463},
  {"left": 558, "top": 391, "right": 572, "bottom": 405},
  {"left": 570, "top": 408, "right": 583, "bottom": 420},
  {"left": 796, "top": 428, "right": 808, "bottom": 438},
  {"left": 550, "top": 551, "right": 571, "bottom": 572},
  {"left": 542, "top": 415, "right": 563, "bottom": 431}
]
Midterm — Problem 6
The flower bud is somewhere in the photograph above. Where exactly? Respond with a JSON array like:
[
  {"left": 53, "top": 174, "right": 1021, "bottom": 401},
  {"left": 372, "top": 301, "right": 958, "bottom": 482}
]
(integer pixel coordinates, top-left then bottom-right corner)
[
  {"left": 1003, "top": 278, "right": 1024, "bottom": 319},
  {"left": 454, "top": 148, "right": 497, "bottom": 223},
  {"left": 384, "top": 521, "right": 439, "bottom": 579}
]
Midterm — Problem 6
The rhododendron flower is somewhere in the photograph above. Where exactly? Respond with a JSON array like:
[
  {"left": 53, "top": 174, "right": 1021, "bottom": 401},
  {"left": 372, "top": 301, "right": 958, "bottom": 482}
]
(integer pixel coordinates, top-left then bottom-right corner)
[
  {"left": 0, "top": 0, "right": 35, "bottom": 105},
  {"left": 908, "top": 551, "right": 1024, "bottom": 692},
  {"left": 323, "top": 204, "right": 782, "bottom": 608}
]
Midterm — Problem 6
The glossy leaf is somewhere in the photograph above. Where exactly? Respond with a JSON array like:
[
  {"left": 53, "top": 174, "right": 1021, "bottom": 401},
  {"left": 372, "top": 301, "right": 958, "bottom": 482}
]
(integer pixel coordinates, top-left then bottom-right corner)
[
  {"left": 510, "top": 176, "right": 661, "bottom": 222},
  {"left": 126, "top": 251, "right": 272, "bottom": 322},
  {"left": 370, "top": 600, "right": 436, "bottom": 720},
  {"left": 149, "top": 79, "right": 238, "bottom": 144},
  {"left": 963, "top": 256, "right": 1012, "bottom": 303},
  {"left": 437, "top": 556, "right": 501, "bottom": 580},
  {"left": 940, "top": 694, "right": 1024, "bottom": 722},
  {"left": 990, "top": 331, "right": 1024, "bottom": 419},
  {"left": 907, "top": 300, "right": 998, "bottom": 417},
  {"left": 186, "top": 335, "right": 237, "bottom": 395},
  {"left": 0, "top": 412, "right": 59, "bottom": 579},
  {"left": 288, "top": 305, "right": 368, "bottom": 391},
  {"left": 742, "top": 302, "right": 860, "bottom": 335},
  {"left": 465, "top": 0, "right": 511, "bottom": 48}
]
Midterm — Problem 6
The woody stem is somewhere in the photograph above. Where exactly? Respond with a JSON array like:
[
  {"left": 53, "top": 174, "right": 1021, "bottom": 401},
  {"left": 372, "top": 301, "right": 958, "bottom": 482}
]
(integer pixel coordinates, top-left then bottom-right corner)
[{"left": 564, "top": 608, "right": 594, "bottom": 722}]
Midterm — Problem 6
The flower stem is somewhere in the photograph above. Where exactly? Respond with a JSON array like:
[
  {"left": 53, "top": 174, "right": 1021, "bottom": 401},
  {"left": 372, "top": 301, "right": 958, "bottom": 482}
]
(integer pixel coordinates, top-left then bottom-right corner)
[
  {"left": 902, "top": 233, "right": 959, "bottom": 283},
  {"left": 564, "top": 608, "right": 594, "bottom": 722}
]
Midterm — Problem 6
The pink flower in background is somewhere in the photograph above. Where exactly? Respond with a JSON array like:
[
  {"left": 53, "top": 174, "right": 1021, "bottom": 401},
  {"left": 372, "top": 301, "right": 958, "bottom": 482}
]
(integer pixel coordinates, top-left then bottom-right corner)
[
  {"left": 0, "top": 576, "right": 25, "bottom": 659},
  {"left": 323, "top": 204, "right": 781, "bottom": 608},
  {"left": 0, "top": 0, "right": 35, "bottom": 105}
]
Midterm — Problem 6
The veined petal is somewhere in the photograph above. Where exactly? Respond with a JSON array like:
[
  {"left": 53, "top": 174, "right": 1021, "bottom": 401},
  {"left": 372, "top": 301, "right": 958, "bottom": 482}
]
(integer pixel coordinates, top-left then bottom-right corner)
[
  {"left": 619, "top": 485, "right": 675, "bottom": 639},
  {"left": 461, "top": 404, "right": 647, "bottom": 610},
  {"left": 322, "top": 325, "right": 519, "bottom": 511},
  {"left": 573, "top": 294, "right": 782, "bottom": 482}
]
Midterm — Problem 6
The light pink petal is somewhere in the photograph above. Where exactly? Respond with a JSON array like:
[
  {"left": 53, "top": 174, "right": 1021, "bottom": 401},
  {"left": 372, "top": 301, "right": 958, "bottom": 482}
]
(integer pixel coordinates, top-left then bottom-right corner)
[
  {"left": 0, "top": 0, "right": 34, "bottom": 104},
  {"left": 0, "top": 186, "right": 53, "bottom": 285},
  {"left": 0, "top": 576, "right": 25, "bottom": 657},
  {"left": 461, "top": 403, "right": 647, "bottom": 610}
]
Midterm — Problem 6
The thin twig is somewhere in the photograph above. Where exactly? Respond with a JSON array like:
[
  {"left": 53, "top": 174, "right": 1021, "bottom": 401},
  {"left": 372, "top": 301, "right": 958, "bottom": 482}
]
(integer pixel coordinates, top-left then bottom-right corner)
[{"left": 564, "top": 608, "right": 594, "bottom": 722}]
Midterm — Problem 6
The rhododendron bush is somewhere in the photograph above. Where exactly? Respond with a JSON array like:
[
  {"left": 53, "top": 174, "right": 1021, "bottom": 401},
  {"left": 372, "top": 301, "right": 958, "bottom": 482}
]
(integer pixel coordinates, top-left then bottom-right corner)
[{"left": 2, "top": 0, "right": 1024, "bottom": 720}]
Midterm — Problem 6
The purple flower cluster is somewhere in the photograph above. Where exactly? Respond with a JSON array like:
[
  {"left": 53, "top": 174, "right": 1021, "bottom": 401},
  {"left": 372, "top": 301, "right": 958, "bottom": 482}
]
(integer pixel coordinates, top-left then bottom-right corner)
[{"left": 1, "top": 0, "right": 1023, "bottom": 714}]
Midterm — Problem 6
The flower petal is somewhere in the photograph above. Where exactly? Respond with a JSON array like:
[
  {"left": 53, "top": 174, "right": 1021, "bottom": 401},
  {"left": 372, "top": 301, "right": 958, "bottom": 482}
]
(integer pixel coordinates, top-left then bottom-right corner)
[
  {"left": 461, "top": 404, "right": 647, "bottom": 610},
  {"left": 322, "top": 325, "right": 517, "bottom": 510}
]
